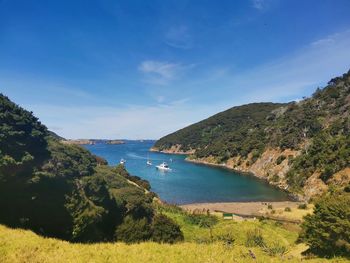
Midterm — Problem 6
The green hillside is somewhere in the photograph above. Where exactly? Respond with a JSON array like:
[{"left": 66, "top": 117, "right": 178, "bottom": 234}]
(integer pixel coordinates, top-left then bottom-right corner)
[
  {"left": 0, "top": 94, "right": 181, "bottom": 243},
  {"left": 154, "top": 70, "right": 350, "bottom": 195},
  {"left": 155, "top": 102, "right": 286, "bottom": 157}
]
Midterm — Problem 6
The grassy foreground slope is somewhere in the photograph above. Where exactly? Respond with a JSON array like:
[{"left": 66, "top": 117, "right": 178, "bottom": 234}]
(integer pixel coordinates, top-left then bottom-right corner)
[
  {"left": 0, "top": 213, "right": 347, "bottom": 263},
  {"left": 0, "top": 225, "right": 292, "bottom": 263},
  {"left": 3, "top": 201, "right": 347, "bottom": 263}
]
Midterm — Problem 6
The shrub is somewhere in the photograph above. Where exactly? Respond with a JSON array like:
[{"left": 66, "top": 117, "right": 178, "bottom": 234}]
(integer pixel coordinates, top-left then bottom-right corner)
[
  {"left": 284, "top": 207, "right": 291, "bottom": 212},
  {"left": 274, "top": 221, "right": 283, "bottom": 227},
  {"left": 216, "top": 233, "right": 235, "bottom": 248},
  {"left": 115, "top": 216, "right": 151, "bottom": 243},
  {"left": 151, "top": 214, "right": 184, "bottom": 244},
  {"left": 263, "top": 242, "right": 288, "bottom": 256},
  {"left": 115, "top": 165, "right": 152, "bottom": 191},
  {"left": 276, "top": 155, "right": 286, "bottom": 165},
  {"left": 298, "top": 203, "right": 307, "bottom": 209},
  {"left": 94, "top": 155, "right": 108, "bottom": 165},
  {"left": 184, "top": 213, "right": 218, "bottom": 228},
  {"left": 245, "top": 228, "right": 265, "bottom": 247},
  {"left": 251, "top": 149, "right": 261, "bottom": 163},
  {"left": 271, "top": 174, "right": 279, "bottom": 182},
  {"left": 344, "top": 185, "right": 350, "bottom": 193},
  {"left": 146, "top": 191, "right": 158, "bottom": 200},
  {"left": 299, "top": 190, "right": 350, "bottom": 257},
  {"left": 156, "top": 202, "right": 184, "bottom": 214},
  {"left": 267, "top": 204, "right": 273, "bottom": 209},
  {"left": 288, "top": 155, "right": 294, "bottom": 165}
]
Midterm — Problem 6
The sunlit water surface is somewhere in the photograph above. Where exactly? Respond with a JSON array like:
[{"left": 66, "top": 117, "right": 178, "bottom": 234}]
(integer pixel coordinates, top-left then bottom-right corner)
[{"left": 85, "top": 141, "right": 290, "bottom": 204}]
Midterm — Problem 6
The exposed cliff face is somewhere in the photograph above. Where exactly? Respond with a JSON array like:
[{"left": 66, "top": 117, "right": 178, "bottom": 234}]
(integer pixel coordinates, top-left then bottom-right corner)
[{"left": 302, "top": 172, "right": 328, "bottom": 200}]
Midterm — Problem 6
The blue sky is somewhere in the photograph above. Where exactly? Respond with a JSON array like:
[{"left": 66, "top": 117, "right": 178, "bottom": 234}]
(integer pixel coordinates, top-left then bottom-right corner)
[{"left": 1, "top": 0, "right": 350, "bottom": 139}]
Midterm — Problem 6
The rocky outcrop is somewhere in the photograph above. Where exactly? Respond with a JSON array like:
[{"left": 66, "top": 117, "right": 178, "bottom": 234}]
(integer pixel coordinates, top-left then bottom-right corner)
[
  {"left": 329, "top": 168, "right": 350, "bottom": 186},
  {"left": 302, "top": 172, "right": 328, "bottom": 200},
  {"left": 302, "top": 168, "right": 350, "bottom": 201}
]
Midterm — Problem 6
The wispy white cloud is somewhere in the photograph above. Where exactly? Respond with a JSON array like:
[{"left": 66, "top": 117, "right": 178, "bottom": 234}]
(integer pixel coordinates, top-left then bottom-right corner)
[
  {"left": 234, "top": 30, "right": 350, "bottom": 102},
  {"left": 138, "top": 60, "right": 195, "bottom": 86},
  {"left": 252, "top": 0, "right": 268, "bottom": 10},
  {"left": 182, "top": 29, "right": 350, "bottom": 105},
  {"left": 139, "top": 60, "right": 178, "bottom": 79},
  {"left": 310, "top": 36, "right": 335, "bottom": 47},
  {"left": 164, "top": 25, "right": 193, "bottom": 49},
  {"left": 138, "top": 60, "right": 180, "bottom": 85}
]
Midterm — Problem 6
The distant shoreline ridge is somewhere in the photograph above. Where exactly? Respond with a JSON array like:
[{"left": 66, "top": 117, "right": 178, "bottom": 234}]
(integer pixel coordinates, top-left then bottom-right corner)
[{"left": 61, "top": 139, "right": 126, "bottom": 145}]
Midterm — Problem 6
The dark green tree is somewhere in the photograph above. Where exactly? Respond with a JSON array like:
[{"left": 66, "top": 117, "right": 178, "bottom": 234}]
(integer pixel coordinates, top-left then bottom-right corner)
[
  {"left": 0, "top": 94, "right": 49, "bottom": 177},
  {"left": 115, "top": 216, "right": 151, "bottom": 243},
  {"left": 299, "top": 190, "right": 350, "bottom": 257},
  {"left": 151, "top": 214, "right": 184, "bottom": 244}
]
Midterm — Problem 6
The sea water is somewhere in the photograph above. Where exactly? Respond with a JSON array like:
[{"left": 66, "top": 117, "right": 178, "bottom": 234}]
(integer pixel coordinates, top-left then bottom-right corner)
[{"left": 85, "top": 141, "right": 290, "bottom": 204}]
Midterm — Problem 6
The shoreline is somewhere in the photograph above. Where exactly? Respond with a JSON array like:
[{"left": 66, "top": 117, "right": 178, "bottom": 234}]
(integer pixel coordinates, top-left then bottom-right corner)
[
  {"left": 187, "top": 157, "right": 301, "bottom": 201},
  {"left": 151, "top": 148, "right": 301, "bottom": 201},
  {"left": 180, "top": 201, "right": 308, "bottom": 222}
]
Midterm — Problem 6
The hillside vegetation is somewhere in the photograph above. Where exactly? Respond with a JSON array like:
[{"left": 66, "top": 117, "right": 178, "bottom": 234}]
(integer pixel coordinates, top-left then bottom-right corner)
[
  {"left": 154, "top": 70, "right": 350, "bottom": 198},
  {"left": 1, "top": 202, "right": 349, "bottom": 262},
  {"left": 0, "top": 94, "right": 181, "bottom": 243}
]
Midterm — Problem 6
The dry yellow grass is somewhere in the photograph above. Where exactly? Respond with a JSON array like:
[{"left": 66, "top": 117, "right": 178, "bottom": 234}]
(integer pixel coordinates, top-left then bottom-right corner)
[
  {"left": 260, "top": 204, "right": 314, "bottom": 221},
  {"left": 0, "top": 224, "right": 348, "bottom": 263}
]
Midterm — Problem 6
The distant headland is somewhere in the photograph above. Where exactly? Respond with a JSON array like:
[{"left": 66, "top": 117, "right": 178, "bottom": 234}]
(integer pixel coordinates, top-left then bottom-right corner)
[{"left": 61, "top": 139, "right": 125, "bottom": 145}]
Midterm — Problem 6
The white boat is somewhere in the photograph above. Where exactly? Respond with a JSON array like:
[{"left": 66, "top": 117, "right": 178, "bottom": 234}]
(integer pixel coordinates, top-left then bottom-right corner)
[
  {"left": 156, "top": 162, "right": 171, "bottom": 171},
  {"left": 146, "top": 153, "right": 152, "bottom": 165},
  {"left": 120, "top": 158, "right": 126, "bottom": 165}
]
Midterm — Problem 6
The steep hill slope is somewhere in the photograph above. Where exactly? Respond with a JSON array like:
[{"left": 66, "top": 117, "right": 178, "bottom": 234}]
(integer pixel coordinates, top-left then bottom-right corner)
[
  {"left": 0, "top": 94, "right": 180, "bottom": 243},
  {"left": 154, "top": 102, "right": 287, "bottom": 156},
  {"left": 153, "top": 70, "right": 350, "bottom": 199}
]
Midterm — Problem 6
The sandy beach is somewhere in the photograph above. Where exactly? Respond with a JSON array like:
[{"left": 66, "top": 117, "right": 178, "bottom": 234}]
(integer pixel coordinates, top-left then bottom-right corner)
[{"left": 180, "top": 201, "right": 304, "bottom": 219}]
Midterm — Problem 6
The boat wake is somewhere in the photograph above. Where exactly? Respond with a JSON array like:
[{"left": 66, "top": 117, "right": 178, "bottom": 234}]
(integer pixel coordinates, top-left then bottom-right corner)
[
  {"left": 127, "top": 153, "right": 146, "bottom": 159},
  {"left": 126, "top": 152, "right": 165, "bottom": 161}
]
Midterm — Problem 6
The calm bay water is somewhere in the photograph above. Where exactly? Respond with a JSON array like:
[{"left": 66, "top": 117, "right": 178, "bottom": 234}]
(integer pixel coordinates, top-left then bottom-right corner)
[{"left": 85, "top": 141, "right": 290, "bottom": 204}]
